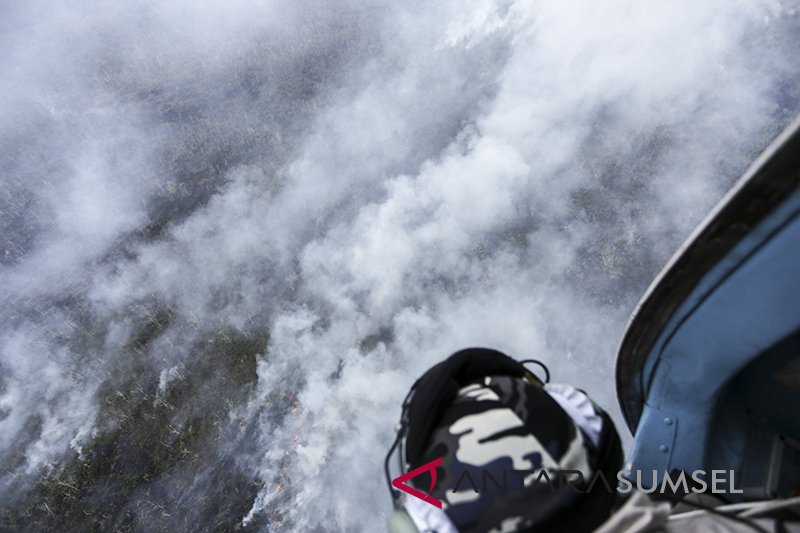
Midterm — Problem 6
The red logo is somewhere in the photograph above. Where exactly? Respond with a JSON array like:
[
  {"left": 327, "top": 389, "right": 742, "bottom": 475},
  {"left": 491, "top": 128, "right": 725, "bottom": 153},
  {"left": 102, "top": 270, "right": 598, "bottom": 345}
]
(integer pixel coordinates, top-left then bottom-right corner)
[{"left": 391, "top": 457, "right": 443, "bottom": 508}]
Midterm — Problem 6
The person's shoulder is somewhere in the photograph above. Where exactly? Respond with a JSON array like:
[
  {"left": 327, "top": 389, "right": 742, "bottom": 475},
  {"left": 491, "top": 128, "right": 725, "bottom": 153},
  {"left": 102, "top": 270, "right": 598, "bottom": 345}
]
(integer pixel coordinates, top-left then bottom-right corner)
[
  {"left": 595, "top": 491, "right": 800, "bottom": 533},
  {"left": 593, "top": 490, "right": 670, "bottom": 533}
]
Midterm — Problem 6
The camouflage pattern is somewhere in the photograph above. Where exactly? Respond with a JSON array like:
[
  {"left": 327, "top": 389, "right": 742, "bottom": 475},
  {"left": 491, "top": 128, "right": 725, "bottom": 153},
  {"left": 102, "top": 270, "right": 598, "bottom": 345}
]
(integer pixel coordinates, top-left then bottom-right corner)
[{"left": 409, "top": 375, "right": 597, "bottom": 533}]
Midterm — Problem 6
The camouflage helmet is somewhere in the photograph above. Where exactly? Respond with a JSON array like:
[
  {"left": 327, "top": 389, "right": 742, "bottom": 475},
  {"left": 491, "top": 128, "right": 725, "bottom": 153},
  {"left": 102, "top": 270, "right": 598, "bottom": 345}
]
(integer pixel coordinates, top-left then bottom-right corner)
[{"left": 386, "top": 348, "right": 622, "bottom": 533}]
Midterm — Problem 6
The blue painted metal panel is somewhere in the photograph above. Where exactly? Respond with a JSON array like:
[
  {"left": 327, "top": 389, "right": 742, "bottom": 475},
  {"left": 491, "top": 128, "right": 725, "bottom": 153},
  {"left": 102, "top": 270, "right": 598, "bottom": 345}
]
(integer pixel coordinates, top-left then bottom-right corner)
[
  {"left": 630, "top": 200, "right": 800, "bottom": 483},
  {"left": 618, "top": 116, "right": 800, "bottom": 497}
]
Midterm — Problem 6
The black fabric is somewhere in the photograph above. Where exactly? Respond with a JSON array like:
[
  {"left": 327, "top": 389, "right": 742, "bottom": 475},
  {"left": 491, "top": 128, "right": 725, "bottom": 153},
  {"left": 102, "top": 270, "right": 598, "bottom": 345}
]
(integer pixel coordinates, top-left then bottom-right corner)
[{"left": 402, "top": 348, "right": 531, "bottom": 468}]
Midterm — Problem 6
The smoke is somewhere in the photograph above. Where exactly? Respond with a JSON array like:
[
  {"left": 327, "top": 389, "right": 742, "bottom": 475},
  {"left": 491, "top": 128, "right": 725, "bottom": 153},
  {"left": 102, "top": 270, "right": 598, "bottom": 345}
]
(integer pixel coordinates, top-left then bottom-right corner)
[{"left": 1, "top": 0, "right": 798, "bottom": 530}]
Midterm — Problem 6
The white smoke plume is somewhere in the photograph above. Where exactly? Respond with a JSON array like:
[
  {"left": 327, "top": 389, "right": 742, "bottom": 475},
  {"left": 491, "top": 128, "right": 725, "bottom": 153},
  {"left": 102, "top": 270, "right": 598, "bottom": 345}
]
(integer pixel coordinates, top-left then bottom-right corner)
[{"left": 1, "top": 0, "right": 798, "bottom": 530}]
